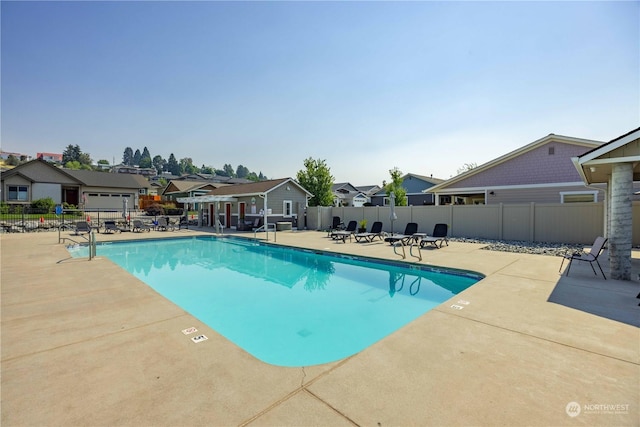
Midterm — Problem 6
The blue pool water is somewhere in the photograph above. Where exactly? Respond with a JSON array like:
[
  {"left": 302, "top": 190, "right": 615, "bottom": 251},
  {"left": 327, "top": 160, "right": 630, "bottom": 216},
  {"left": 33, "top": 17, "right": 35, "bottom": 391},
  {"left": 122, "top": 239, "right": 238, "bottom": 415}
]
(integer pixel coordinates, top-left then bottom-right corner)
[{"left": 69, "top": 237, "right": 482, "bottom": 366}]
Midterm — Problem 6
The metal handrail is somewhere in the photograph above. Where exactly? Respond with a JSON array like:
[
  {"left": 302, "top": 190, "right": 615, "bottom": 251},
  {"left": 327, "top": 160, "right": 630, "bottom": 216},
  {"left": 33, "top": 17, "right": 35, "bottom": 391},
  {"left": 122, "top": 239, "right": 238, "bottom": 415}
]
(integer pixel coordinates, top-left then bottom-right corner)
[{"left": 254, "top": 222, "right": 277, "bottom": 242}]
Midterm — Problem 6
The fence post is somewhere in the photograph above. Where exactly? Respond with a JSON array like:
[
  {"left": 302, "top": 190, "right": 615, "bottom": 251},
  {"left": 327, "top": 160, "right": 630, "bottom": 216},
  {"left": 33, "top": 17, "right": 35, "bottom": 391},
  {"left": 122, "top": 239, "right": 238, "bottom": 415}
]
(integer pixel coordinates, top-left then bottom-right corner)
[
  {"left": 529, "top": 202, "right": 535, "bottom": 242},
  {"left": 498, "top": 203, "right": 504, "bottom": 240}
]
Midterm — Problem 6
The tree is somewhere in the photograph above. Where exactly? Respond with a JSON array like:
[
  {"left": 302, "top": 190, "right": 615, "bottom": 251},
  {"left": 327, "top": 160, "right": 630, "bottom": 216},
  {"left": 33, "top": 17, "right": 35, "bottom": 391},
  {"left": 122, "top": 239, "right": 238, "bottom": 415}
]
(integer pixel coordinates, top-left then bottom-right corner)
[
  {"left": 384, "top": 167, "right": 407, "bottom": 206},
  {"left": 133, "top": 149, "right": 142, "bottom": 166},
  {"left": 152, "top": 155, "right": 166, "bottom": 174},
  {"left": 223, "top": 163, "right": 235, "bottom": 177},
  {"left": 6, "top": 154, "right": 20, "bottom": 166},
  {"left": 456, "top": 162, "right": 478, "bottom": 175},
  {"left": 139, "top": 157, "right": 152, "bottom": 168},
  {"left": 258, "top": 171, "right": 266, "bottom": 180},
  {"left": 246, "top": 172, "right": 259, "bottom": 182},
  {"left": 123, "top": 147, "right": 134, "bottom": 166},
  {"left": 236, "top": 165, "right": 249, "bottom": 178},
  {"left": 167, "top": 153, "right": 180, "bottom": 175},
  {"left": 78, "top": 152, "right": 92, "bottom": 166},
  {"left": 64, "top": 160, "right": 82, "bottom": 170},
  {"left": 200, "top": 165, "right": 215, "bottom": 174},
  {"left": 179, "top": 157, "right": 198, "bottom": 174},
  {"left": 97, "top": 159, "right": 109, "bottom": 165},
  {"left": 296, "top": 157, "right": 334, "bottom": 206},
  {"left": 62, "top": 144, "right": 81, "bottom": 164}
]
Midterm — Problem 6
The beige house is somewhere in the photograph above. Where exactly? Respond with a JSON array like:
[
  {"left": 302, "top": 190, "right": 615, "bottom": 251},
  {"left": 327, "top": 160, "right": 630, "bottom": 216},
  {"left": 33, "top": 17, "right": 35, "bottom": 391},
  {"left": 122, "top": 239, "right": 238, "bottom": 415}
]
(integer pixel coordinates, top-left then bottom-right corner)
[{"left": 1, "top": 159, "right": 149, "bottom": 210}]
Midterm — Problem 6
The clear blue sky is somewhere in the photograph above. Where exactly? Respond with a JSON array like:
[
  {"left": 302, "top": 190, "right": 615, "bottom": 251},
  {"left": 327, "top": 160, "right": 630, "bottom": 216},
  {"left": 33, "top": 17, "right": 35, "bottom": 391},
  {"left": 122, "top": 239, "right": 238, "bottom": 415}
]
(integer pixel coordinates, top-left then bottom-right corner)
[{"left": 2, "top": 1, "right": 638, "bottom": 185}]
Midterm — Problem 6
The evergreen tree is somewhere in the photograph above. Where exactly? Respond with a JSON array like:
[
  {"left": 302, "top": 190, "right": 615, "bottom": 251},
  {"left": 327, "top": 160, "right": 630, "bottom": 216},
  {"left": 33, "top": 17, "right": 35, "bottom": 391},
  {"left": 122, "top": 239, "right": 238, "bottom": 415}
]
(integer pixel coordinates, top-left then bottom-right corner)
[
  {"left": 62, "top": 144, "right": 81, "bottom": 164},
  {"left": 236, "top": 165, "right": 249, "bottom": 178},
  {"left": 167, "top": 153, "right": 180, "bottom": 175},
  {"left": 133, "top": 149, "right": 142, "bottom": 166},
  {"left": 296, "top": 158, "right": 334, "bottom": 206},
  {"left": 123, "top": 147, "right": 134, "bottom": 166}
]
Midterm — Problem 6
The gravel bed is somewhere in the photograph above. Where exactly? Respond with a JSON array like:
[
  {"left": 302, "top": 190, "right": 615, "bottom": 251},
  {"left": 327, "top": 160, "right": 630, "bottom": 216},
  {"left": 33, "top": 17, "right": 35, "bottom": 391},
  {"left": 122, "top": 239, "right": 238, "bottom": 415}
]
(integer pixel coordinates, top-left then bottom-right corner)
[{"left": 449, "top": 237, "right": 585, "bottom": 257}]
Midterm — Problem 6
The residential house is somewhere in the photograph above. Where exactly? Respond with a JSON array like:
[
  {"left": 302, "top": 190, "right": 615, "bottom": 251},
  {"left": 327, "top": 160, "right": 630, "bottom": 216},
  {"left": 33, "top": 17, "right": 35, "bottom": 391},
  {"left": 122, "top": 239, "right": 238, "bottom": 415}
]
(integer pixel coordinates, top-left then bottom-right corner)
[
  {"left": 111, "top": 164, "right": 157, "bottom": 177},
  {"left": 36, "top": 152, "right": 63, "bottom": 163},
  {"left": 370, "top": 173, "right": 444, "bottom": 206},
  {"left": 175, "top": 173, "right": 254, "bottom": 184},
  {"left": 178, "top": 178, "right": 312, "bottom": 230},
  {"left": 332, "top": 182, "right": 371, "bottom": 207},
  {"left": 356, "top": 184, "right": 382, "bottom": 200},
  {"left": 426, "top": 134, "right": 605, "bottom": 205},
  {"left": 1, "top": 159, "right": 150, "bottom": 210},
  {"left": 0, "top": 151, "right": 31, "bottom": 161}
]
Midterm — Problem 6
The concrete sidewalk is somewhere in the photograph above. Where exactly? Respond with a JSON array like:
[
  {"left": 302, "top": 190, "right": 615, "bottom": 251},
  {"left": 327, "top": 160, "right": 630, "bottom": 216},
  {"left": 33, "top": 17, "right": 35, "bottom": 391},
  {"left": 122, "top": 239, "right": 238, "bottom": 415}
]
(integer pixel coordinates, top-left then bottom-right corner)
[{"left": 1, "top": 228, "right": 638, "bottom": 426}]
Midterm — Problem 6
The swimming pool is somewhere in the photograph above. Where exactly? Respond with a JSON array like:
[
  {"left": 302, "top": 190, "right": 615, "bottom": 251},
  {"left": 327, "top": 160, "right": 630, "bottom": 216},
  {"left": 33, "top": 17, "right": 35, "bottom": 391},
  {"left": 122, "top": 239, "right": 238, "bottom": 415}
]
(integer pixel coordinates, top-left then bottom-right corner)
[{"left": 69, "top": 236, "right": 482, "bottom": 366}]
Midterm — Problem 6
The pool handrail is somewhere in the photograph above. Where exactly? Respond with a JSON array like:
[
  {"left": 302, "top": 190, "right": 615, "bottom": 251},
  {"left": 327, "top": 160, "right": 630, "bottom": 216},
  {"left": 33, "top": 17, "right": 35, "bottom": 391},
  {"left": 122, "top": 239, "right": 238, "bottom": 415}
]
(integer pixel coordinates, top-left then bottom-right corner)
[{"left": 254, "top": 222, "right": 277, "bottom": 242}]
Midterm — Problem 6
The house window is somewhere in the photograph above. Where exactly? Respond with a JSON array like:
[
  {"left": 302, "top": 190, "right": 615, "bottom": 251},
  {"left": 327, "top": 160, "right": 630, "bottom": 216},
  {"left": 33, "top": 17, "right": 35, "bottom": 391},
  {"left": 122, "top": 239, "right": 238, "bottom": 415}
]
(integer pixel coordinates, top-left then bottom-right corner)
[
  {"left": 548, "top": 146, "right": 555, "bottom": 155},
  {"left": 283, "top": 200, "right": 293, "bottom": 217},
  {"left": 8, "top": 185, "right": 28, "bottom": 201},
  {"left": 560, "top": 191, "right": 598, "bottom": 203}
]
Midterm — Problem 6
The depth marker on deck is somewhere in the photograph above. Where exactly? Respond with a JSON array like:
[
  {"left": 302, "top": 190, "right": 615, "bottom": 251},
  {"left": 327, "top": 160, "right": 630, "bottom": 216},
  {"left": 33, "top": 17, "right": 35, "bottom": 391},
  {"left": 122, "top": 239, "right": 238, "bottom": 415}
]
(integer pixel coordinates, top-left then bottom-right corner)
[
  {"left": 191, "top": 335, "right": 208, "bottom": 343},
  {"left": 182, "top": 327, "right": 198, "bottom": 335}
]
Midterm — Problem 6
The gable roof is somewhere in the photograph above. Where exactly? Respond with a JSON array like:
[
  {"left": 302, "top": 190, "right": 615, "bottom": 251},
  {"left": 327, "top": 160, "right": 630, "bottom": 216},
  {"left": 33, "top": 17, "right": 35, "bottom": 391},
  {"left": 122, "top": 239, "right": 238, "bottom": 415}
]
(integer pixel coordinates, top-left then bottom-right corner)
[
  {"left": 1, "top": 159, "right": 149, "bottom": 189},
  {"left": 163, "top": 180, "right": 227, "bottom": 195},
  {"left": 427, "top": 133, "right": 603, "bottom": 192},
  {"left": 573, "top": 127, "right": 640, "bottom": 184},
  {"left": 205, "top": 178, "right": 312, "bottom": 197},
  {"left": 65, "top": 169, "right": 150, "bottom": 189}
]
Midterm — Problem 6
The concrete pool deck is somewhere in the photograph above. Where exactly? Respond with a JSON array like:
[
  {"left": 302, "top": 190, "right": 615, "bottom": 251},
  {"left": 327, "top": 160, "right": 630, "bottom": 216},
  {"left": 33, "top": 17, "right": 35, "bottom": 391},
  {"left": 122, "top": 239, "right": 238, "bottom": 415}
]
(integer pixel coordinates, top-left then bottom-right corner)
[{"left": 1, "top": 228, "right": 638, "bottom": 426}]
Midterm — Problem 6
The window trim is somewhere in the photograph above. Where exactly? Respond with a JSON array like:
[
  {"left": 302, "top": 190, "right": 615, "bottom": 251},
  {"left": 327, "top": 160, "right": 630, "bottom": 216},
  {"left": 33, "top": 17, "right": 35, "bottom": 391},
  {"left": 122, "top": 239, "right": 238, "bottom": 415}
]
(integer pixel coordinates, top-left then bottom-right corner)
[
  {"left": 283, "top": 200, "right": 293, "bottom": 217},
  {"left": 559, "top": 191, "right": 598, "bottom": 203},
  {"left": 7, "top": 185, "right": 29, "bottom": 202}
]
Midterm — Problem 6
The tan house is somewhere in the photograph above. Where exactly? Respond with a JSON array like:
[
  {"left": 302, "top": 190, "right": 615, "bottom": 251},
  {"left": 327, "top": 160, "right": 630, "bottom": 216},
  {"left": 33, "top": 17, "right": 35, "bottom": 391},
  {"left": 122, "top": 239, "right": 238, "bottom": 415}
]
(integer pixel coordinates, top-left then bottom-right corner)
[{"left": 1, "top": 159, "right": 149, "bottom": 210}]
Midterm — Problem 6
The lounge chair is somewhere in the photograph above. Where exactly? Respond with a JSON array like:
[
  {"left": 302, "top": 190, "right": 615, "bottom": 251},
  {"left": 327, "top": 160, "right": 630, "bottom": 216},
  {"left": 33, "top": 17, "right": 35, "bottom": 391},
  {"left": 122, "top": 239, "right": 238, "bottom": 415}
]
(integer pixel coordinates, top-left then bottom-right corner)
[
  {"left": 384, "top": 223, "right": 421, "bottom": 260},
  {"left": 559, "top": 236, "right": 607, "bottom": 279},
  {"left": 103, "top": 220, "right": 127, "bottom": 233},
  {"left": 331, "top": 220, "right": 357, "bottom": 243},
  {"left": 419, "top": 223, "right": 449, "bottom": 248},
  {"left": 354, "top": 221, "right": 384, "bottom": 243},
  {"left": 156, "top": 217, "right": 174, "bottom": 231},
  {"left": 384, "top": 222, "right": 419, "bottom": 246},
  {"left": 132, "top": 219, "right": 152, "bottom": 233},
  {"left": 325, "top": 216, "right": 345, "bottom": 236},
  {"left": 74, "top": 221, "right": 93, "bottom": 235}
]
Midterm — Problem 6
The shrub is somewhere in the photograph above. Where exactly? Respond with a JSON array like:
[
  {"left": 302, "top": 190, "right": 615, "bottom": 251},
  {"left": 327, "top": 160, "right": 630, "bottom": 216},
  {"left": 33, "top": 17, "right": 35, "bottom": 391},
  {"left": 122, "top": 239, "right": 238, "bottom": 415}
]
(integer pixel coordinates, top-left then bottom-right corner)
[
  {"left": 31, "top": 197, "right": 56, "bottom": 212},
  {"left": 0, "top": 202, "right": 8, "bottom": 215},
  {"left": 146, "top": 203, "right": 164, "bottom": 216}
]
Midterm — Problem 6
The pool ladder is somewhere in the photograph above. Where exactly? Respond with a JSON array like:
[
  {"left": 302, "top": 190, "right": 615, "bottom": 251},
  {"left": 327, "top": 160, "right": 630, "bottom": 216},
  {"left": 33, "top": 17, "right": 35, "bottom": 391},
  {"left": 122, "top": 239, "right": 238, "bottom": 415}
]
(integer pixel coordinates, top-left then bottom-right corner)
[{"left": 254, "top": 223, "right": 277, "bottom": 242}]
